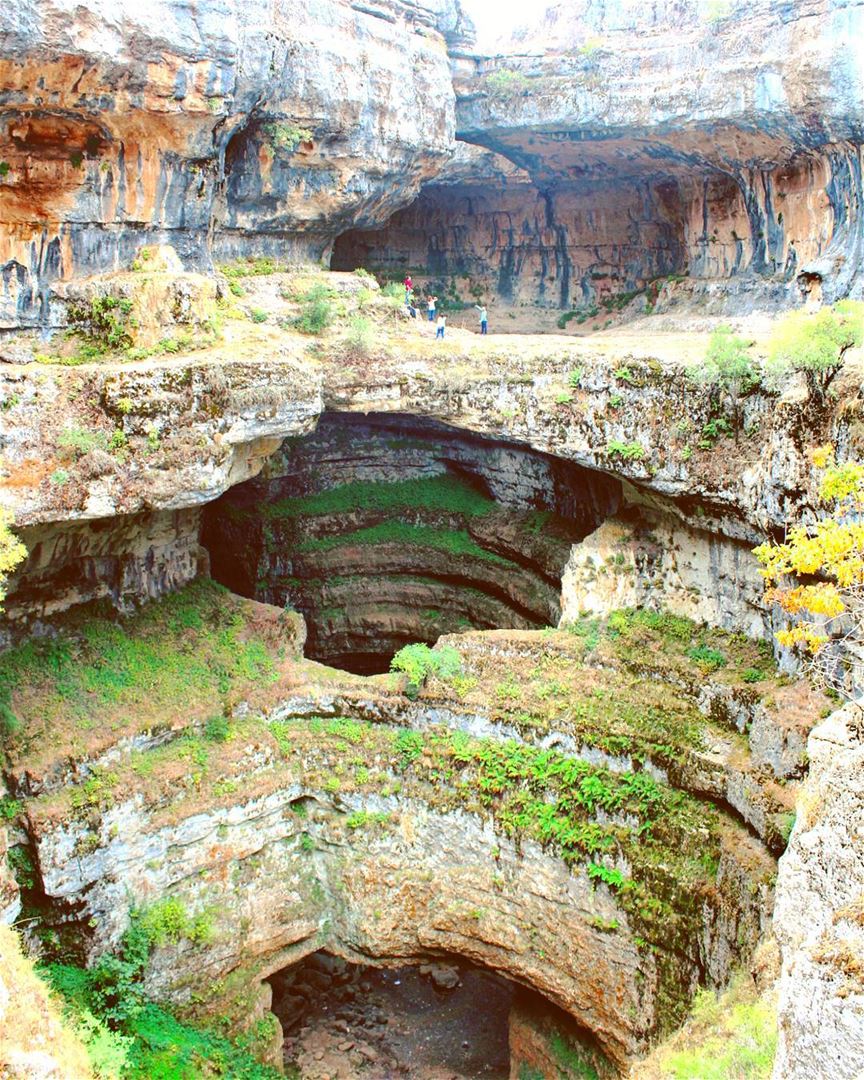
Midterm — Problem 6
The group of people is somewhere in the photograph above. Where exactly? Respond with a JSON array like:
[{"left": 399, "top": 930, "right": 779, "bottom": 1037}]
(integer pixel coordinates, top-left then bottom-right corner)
[{"left": 402, "top": 275, "right": 488, "bottom": 339}]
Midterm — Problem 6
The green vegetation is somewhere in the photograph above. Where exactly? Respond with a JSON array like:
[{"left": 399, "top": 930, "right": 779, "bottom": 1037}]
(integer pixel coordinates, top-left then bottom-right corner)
[
  {"left": 484, "top": 68, "right": 531, "bottom": 97},
  {"left": 263, "top": 474, "right": 495, "bottom": 520},
  {"left": 297, "top": 521, "right": 514, "bottom": 566},
  {"left": 136, "top": 896, "right": 214, "bottom": 947},
  {"left": 293, "top": 283, "right": 336, "bottom": 334},
  {"left": 249, "top": 308, "right": 268, "bottom": 323},
  {"left": 0, "top": 162, "right": 10, "bottom": 177},
  {"left": 0, "top": 580, "right": 278, "bottom": 747},
  {"left": 43, "top": 910, "right": 281, "bottom": 1080},
  {"left": 390, "top": 643, "right": 462, "bottom": 695},
  {"left": 645, "top": 973, "right": 776, "bottom": 1078},
  {"left": 692, "top": 326, "right": 759, "bottom": 437},
  {"left": 685, "top": 644, "right": 727, "bottom": 670},
  {"left": 550, "top": 1030, "right": 600, "bottom": 1079},
  {"left": 264, "top": 123, "right": 313, "bottom": 152},
  {"left": 219, "top": 257, "right": 282, "bottom": 279},
  {"left": 0, "top": 507, "right": 26, "bottom": 612},
  {"left": 67, "top": 295, "right": 136, "bottom": 354},
  {"left": 606, "top": 440, "right": 646, "bottom": 461},
  {"left": 346, "top": 314, "right": 374, "bottom": 354},
  {"left": 766, "top": 300, "right": 864, "bottom": 396}
]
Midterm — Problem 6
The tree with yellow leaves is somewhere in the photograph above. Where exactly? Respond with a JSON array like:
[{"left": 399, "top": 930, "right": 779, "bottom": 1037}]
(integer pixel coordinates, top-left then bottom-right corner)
[
  {"left": 754, "top": 445, "right": 864, "bottom": 696},
  {"left": 0, "top": 507, "right": 26, "bottom": 611}
]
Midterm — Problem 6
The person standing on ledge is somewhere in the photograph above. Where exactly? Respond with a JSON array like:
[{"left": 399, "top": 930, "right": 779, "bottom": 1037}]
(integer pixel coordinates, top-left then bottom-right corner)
[
  {"left": 475, "top": 303, "right": 488, "bottom": 334},
  {"left": 436, "top": 313, "right": 446, "bottom": 340},
  {"left": 427, "top": 295, "right": 438, "bottom": 322},
  {"left": 404, "top": 274, "right": 413, "bottom": 301}
]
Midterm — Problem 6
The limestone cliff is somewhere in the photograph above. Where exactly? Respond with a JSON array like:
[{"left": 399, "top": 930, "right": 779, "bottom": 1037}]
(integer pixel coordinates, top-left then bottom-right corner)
[{"left": 0, "top": 0, "right": 468, "bottom": 329}]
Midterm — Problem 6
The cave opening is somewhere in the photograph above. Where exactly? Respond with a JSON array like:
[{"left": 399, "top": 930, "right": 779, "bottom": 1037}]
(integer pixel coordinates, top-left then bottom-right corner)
[
  {"left": 202, "top": 412, "right": 620, "bottom": 675},
  {"left": 267, "top": 950, "right": 610, "bottom": 1079},
  {"left": 269, "top": 952, "right": 513, "bottom": 1078}
]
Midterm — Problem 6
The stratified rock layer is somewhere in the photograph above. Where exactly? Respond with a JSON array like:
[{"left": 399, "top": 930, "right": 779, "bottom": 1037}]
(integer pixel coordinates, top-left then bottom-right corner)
[
  {"left": 773, "top": 706, "right": 864, "bottom": 1080},
  {"left": 0, "top": 0, "right": 467, "bottom": 327},
  {"left": 1, "top": 583, "right": 793, "bottom": 1071}
]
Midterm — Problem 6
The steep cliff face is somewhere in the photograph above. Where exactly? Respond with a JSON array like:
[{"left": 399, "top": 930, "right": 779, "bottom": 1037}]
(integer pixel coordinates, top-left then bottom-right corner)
[
  {"left": 0, "top": 0, "right": 468, "bottom": 329},
  {"left": 773, "top": 706, "right": 864, "bottom": 1080},
  {"left": 334, "top": 0, "right": 863, "bottom": 314},
  {"left": 202, "top": 411, "right": 615, "bottom": 670},
  {"left": 1, "top": 581, "right": 794, "bottom": 1072}
]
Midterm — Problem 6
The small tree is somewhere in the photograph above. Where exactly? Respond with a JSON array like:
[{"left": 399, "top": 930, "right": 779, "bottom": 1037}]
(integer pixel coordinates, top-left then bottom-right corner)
[
  {"left": 691, "top": 325, "right": 759, "bottom": 438},
  {"left": 753, "top": 445, "right": 864, "bottom": 696},
  {"left": 766, "top": 300, "right": 864, "bottom": 397}
]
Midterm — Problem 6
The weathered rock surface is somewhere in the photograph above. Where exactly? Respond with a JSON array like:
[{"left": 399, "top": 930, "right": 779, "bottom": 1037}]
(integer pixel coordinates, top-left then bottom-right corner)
[
  {"left": 334, "top": 0, "right": 864, "bottom": 313},
  {"left": 773, "top": 705, "right": 864, "bottom": 1079},
  {"left": 0, "top": 584, "right": 793, "bottom": 1072},
  {"left": 0, "top": 0, "right": 467, "bottom": 328}
]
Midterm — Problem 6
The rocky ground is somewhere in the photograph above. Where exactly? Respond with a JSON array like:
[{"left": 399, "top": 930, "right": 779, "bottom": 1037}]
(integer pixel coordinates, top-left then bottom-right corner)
[{"left": 274, "top": 954, "right": 512, "bottom": 1079}]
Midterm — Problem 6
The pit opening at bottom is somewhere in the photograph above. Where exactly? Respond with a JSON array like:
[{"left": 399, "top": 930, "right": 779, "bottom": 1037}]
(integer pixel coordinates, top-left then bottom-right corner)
[{"left": 269, "top": 952, "right": 512, "bottom": 1079}]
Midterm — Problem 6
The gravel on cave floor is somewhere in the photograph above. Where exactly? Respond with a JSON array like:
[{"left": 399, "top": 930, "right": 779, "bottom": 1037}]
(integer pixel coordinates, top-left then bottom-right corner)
[{"left": 280, "top": 961, "right": 513, "bottom": 1080}]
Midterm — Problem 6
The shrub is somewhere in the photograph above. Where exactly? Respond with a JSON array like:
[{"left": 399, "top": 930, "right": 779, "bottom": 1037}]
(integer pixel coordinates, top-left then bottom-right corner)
[
  {"left": 606, "top": 440, "right": 646, "bottom": 461},
  {"left": 586, "top": 862, "right": 625, "bottom": 888},
  {"left": 346, "top": 314, "right": 374, "bottom": 354},
  {"left": 390, "top": 643, "right": 462, "bottom": 696},
  {"left": 692, "top": 325, "right": 759, "bottom": 436},
  {"left": 204, "top": 714, "right": 230, "bottom": 742},
  {"left": 249, "top": 308, "right": 268, "bottom": 323},
  {"left": 67, "top": 295, "right": 135, "bottom": 352},
  {"left": 264, "top": 123, "right": 312, "bottom": 152},
  {"left": 754, "top": 446, "right": 864, "bottom": 692},
  {"left": 485, "top": 68, "right": 530, "bottom": 97},
  {"left": 294, "top": 284, "right": 335, "bottom": 334},
  {"left": 766, "top": 301, "right": 864, "bottom": 396},
  {"left": 688, "top": 645, "right": 727, "bottom": 670}
]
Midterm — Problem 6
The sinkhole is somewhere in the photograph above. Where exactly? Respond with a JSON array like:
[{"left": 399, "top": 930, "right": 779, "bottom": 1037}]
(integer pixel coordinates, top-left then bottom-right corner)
[
  {"left": 202, "top": 412, "right": 620, "bottom": 674},
  {"left": 267, "top": 950, "right": 610, "bottom": 1079}
]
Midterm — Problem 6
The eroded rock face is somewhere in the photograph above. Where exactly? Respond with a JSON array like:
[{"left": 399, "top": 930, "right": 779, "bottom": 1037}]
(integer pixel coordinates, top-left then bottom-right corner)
[
  {"left": 203, "top": 411, "right": 616, "bottom": 669},
  {"left": 773, "top": 706, "right": 864, "bottom": 1079},
  {"left": 0, "top": 0, "right": 467, "bottom": 328},
  {"left": 334, "top": 143, "right": 863, "bottom": 313},
  {"left": 4, "top": 588, "right": 783, "bottom": 1072},
  {"left": 338, "top": 0, "right": 864, "bottom": 313}
]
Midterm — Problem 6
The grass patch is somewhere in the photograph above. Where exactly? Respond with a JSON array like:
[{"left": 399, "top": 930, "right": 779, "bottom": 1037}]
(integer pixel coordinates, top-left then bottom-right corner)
[
  {"left": 262, "top": 474, "right": 496, "bottom": 520},
  {"left": 0, "top": 581, "right": 279, "bottom": 754},
  {"left": 296, "top": 520, "right": 513, "bottom": 566}
]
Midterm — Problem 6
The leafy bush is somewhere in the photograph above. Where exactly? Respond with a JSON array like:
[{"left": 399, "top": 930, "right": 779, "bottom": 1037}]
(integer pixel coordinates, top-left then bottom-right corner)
[
  {"left": 135, "top": 897, "right": 214, "bottom": 948},
  {"left": 766, "top": 301, "right": 864, "bottom": 396},
  {"left": 204, "top": 714, "right": 230, "bottom": 742},
  {"left": 586, "top": 862, "right": 625, "bottom": 888},
  {"left": 249, "top": 308, "right": 268, "bottom": 323},
  {"left": 390, "top": 643, "right": 462, "bottom": 696},
  {"left": 688, "top": 645, "right": 727, "bottom": 671},
  {"left": 754, "top": 447, "right": 864, "bottom": 690},
  {"left": 692, "top": 325, "right": 759, "bottom": 438},
  {"left": 606, "top": 440, "right": 646, "bottom": 461},
  {"left": 485, "top": 68, "right": 530, "bottom": 97},
  {"left": 294, "top": 284, "right": 335, "bottom": 334},
  {"left": 0, "top": 507, "right": 26, "bottom": 611},
  {"left": 346, "top": 314, "right": 374, "bottom": 354},
  {"left": 67, "top": 295, "right": 135, "bottom": 352},
  {"left": 264, "top": 123, "right": 312, "bottom": 152}
]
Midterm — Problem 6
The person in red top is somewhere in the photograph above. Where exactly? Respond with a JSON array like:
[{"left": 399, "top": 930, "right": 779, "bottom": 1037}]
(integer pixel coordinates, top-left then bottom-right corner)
[{"left": 403, "top": 275, "right": 413, "bottom": 301}]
